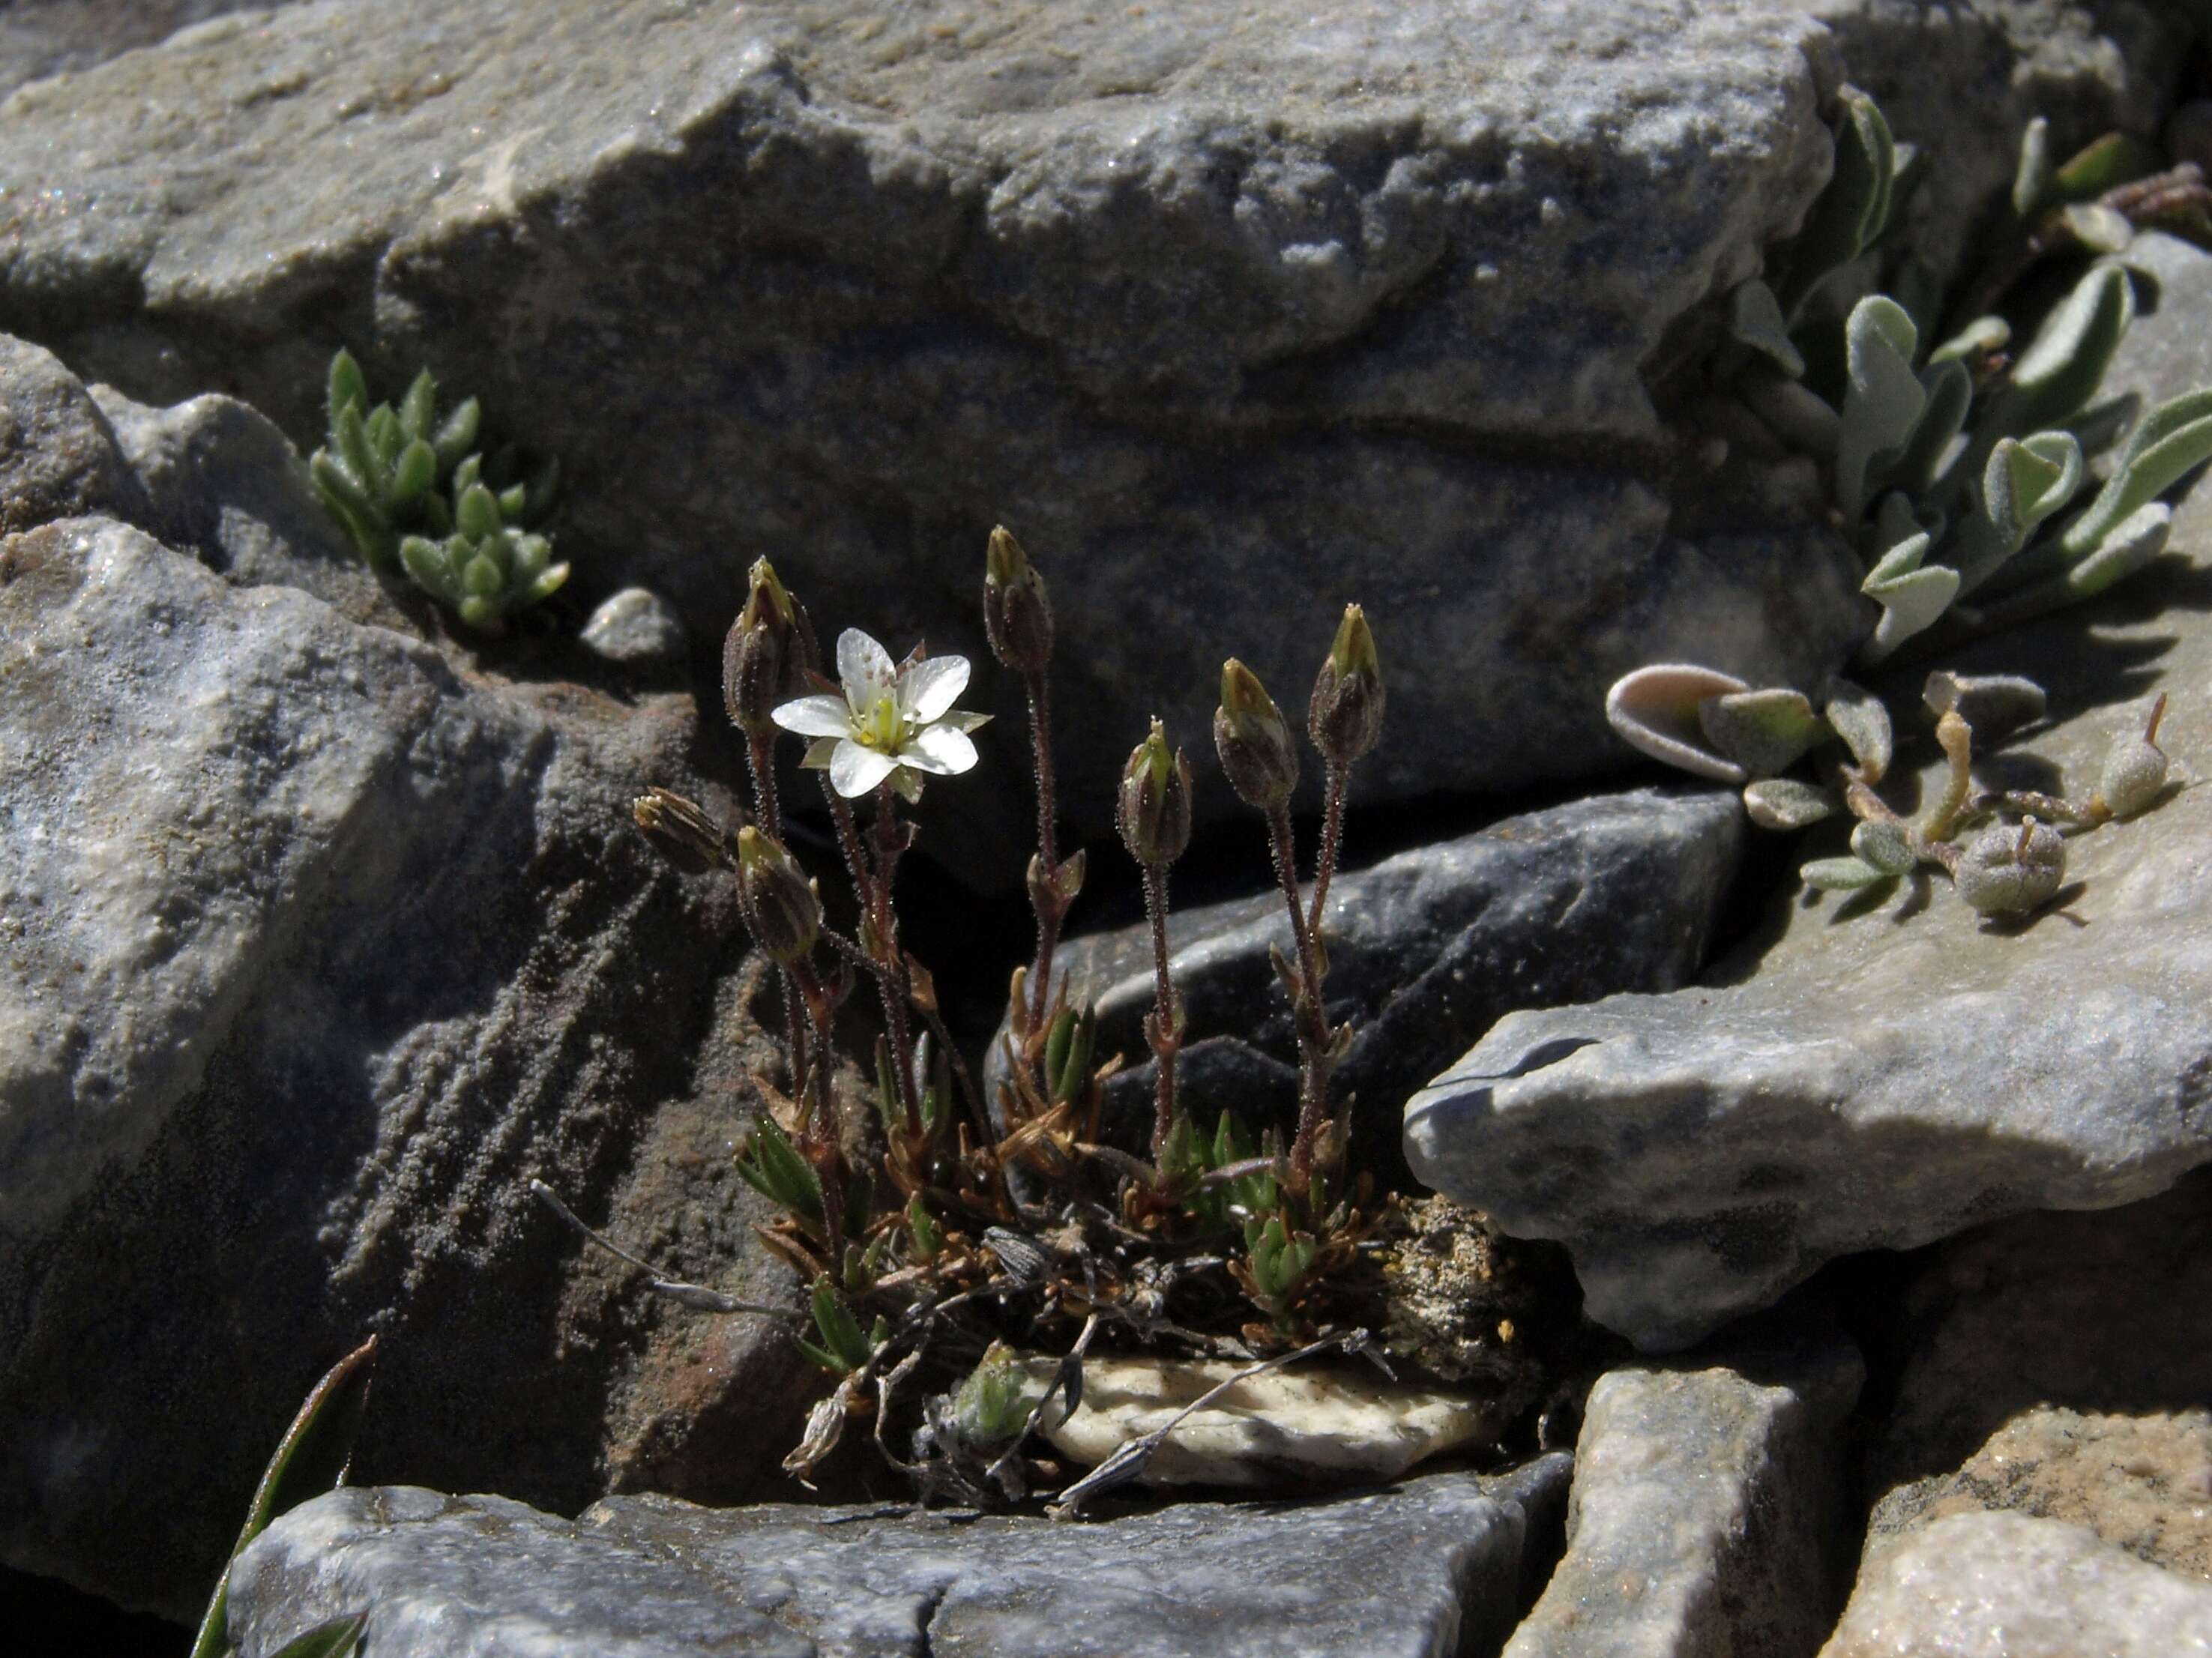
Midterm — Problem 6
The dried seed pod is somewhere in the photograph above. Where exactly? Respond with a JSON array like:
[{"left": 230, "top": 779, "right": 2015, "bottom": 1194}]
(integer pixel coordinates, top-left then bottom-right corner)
[
  {"left": 736, "top": 825, "right": 822, "bottom": 964},
  {"left": 1954, "top": 819, "right": 2066, "bottom": 916}
]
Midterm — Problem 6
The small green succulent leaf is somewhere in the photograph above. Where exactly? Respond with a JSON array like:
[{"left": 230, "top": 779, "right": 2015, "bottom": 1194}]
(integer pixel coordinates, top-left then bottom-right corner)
[
  {"left": 397, "top": 535, "right": 455, "bottom": 600},
  {"left": 1728, "top": 279, "right": 1804, "bottom": 378},
  {"left": 525, "top": 561, "right": 572, "bottom": 605},
  {"left": 390, "top": 437, "right": 438, "bottom": 507},
  {"left": 1801, "top": 854, "right": 1893, "bottom": 892},
  {"left": 364, "top": 403, "right": 401, "bottom": 465},
  {"left": 1698, "top": 688, "right": 1824, "bottom": 779},
  {"left": 803, "top": 1276, "right": 878, "bottom": 1375},
  {"left": 326, "top": 349, "right": 369, "bottom": 423},
  {"left": 1858, "top": 531, "right": 1959, "bottom": 664},
  {"left": 399, "top": 370, "right": 438, "bottom": 441},
  {"left": 2049, "top": 131, "right": 2163, "bottom": 205},
  {"left": 433, "top": 397, "right": 483, "bottom": 471},
  {"left": 2011, "top": 115, "right": 2052, "bottom": 218},
  {"left": 456, "top": 482, "right": 502, "bottom": 541},
  {"left": 268, "top": 1613, "right": 370, "bottom": 1658},
  {"left": 1849, "top": 817, "right": 1917, "bottom": 877},
  {"left": 498, "top": 481, "right": 528, "bottom": 519},
  {"left": 331, "top": 403, "right": 381, "bottom": 500},
  {"left": 1928, "top": 315, "right": 2010, "bottom": 367},
  {"left": 1836, "top": 295, "right": 1924, "bottom": 516},
  {"left": 1605, "top": 663, "right": 1754, "bottom": 783},
  {"left": 1822, "top": 677, "right": 1893, "bottom": 782},
  {"left": 1993, "top": 262, "right": 2134, "bottom": 437},
  {"left": 1743, "top": 777, "right": 1836, "bottom": 830},
  {"left": 906, "top": 1193, "right": 943, "bottom": 1259},
  {"left": 2059, "top": 388, "right": 2212, "bottom": 560}
]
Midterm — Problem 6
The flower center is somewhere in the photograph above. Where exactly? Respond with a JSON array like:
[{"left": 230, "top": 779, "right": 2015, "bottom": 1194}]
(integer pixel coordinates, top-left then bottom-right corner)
[{"left": 859, "top": 692, "right": 906, "bottom": 753}]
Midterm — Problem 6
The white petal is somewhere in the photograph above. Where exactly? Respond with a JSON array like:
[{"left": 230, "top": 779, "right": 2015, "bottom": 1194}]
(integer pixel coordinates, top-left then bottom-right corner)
[
  {"left": 830, "top": 740, "right": 899, "bottom": 798},
  {"left": 773, "top": 695, "right": 858, "bottom": 739},
  {"left": 902, "top": 723, "right": 978, "bottom": 775},
  {"left": 898, "top": 654, "right": 971, "bottom": 723},
  {"left": 891, "top": 767, "right": 926, "bottom": 804},
  {"left": 940, "top": 709, "right": 993, "bottom": 734},
  {"left": 800, "top": 735, "right": 843, "bottom": 768},
  {"left": 837, "top": 629, "right": 896, "bottom": 711}
]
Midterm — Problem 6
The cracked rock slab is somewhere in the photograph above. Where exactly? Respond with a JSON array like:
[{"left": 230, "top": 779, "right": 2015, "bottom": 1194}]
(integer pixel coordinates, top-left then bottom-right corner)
[
  {"left": 1407, "top": 233, "right": 2212, "bottom": 1350},
  {"left": 1504, "top": 1330, "right": 1862, "bottom": 1658},
  {"left": 230, "top": 1456, "right": 1573, "bottom": 1658}
]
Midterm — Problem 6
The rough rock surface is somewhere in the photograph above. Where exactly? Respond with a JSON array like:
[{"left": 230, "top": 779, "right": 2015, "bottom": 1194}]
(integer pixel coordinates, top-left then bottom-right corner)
[
  {"left": 0, "top": 3, "right": 298, "bottom": 100},
  {"left": 1869, "top": 1407, "right": 2212, "bottom": 1579},
  {"left": 1864, "top": 1166, "right": 2212, "bottom": 1559},
  {"left": 1408, "top": 233, "right": 2212, "bottom": 1349},
  {"left": 1504, "top": 1330, "right": 1863, "bottom": 1658},
  {"left": 1818, "top": 1513, "right": 2212, "bottom": 1658},
  {"left": 991, "top": 787, "right": 1743, "bottom": 1181},
  {"left": 4, "top": 0, "right": 2070, "bottom": 859},
  {"left": 229, "top": 1456, "right": 1574, "bottom": 1658},
  {"left": 0, "top": 334, "right": 146, "bottom": 532},
  {"left": 0, "top": 519, "right": 813, "bottom": 1618}
]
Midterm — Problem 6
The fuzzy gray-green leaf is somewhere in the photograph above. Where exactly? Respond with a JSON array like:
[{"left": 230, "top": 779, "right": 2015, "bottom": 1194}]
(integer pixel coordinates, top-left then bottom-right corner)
[
  {"left": 2060, "top": 388, "right": 2212, "bottom": 559},
  {"left": 1850, "top": 818, "right": 1917, "bottom": 877},
  {"left": 1743, "top": 777, "right": 1836, "bottom": 830},
  {"left": 1836, "top": 296, "right": 1923, "bottom": 516},
  {"left": 1822, "top": 677, "right": 1893, "bottom": 781},
  {"left": 1858, "top": 530, "right": 1959, "bottom": 663},
  {"left": 2011, "top": 116, "right": 2052, "bottom": 218},
  {"left": 1802, "top": 855, "right": 1892, "bottom": 892},
  {"left": 1995, "top": 263, "right": 2133, "bottom": 437},
  {"left": 1728, "top": 279, "right": 1804, "bottom": 378},
  {"left": 1697, "top": 688, "right": 1824, "bottom": 778}
]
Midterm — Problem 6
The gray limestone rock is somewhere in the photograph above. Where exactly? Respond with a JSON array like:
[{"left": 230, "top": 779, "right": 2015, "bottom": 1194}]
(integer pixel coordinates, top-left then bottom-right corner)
[
  {"left": 229, "top": 1456, "right": 1574, "bottom": 1658},
  {"left": 1406, "top": 234, "right": 2212, "bottom": 1350},
  {"left": 989, "top": 787, "right": 1744, "bottom": 1183},
  {"left": 0, "top": 0, "right": 1973, "bottom": 861},
  {"left": 0, "top": 4, "right": 300, "bottom": 100},
  {"left": 1818, "top": 1513, "right": 2212, "bottom": 1658},
  {"left": 88, "top": 379, "right": 412, "bottom": 627},
  {"left": 0, "top": 519, "right": 814, "bottom": 1618},
  {"left": 0, "top": 332, "right": 145, "bottom": 532},
  {"left": 1504, "top": 1331, "right": 1863, "bottom": 1658}
]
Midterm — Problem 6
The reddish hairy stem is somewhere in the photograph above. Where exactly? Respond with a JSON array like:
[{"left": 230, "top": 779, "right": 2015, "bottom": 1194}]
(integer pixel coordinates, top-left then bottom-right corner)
[
  {"left": 1025, "top": 669, "right": 1064, "bottom": 1032},
  {"left": 747, "top": 732, "right": 810, "bottom": 1100},
  {"left": 1267, "top": 806, "right": 1332, "bottom": 1194},
  {"left": 1142, "top": 861, "right": 1178, "bottom": 1162}
]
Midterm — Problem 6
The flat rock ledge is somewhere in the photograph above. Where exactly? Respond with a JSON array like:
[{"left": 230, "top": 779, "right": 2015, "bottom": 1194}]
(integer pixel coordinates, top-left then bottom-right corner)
[
  {"left": 229, "top": 1456, "right": 1573, "bottom": 1658},
  {"left": 1406, "top": 238, "right": 2212, "bottom": 1349}
]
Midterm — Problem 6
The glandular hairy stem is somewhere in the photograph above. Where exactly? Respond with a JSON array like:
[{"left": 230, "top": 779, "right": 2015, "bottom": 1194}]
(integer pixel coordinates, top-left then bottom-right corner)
[{"left": 1141, "top": 861, "right": 1178, "bottom": 1163}]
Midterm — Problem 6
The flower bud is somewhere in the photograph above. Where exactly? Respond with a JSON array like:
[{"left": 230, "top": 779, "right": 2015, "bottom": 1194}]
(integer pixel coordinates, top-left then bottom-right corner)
[
  {"left": 724, "top": 558, "right": 804, "bottom": 739},
  {"left": 736, "top": 825, "right": 822, "bottom": 964},
  {"left": 1308, "top": 603, "right": 1384, "bottom": 766},
  {"left": 983, "top": 525, "right": 1053, "bottom": 675},
  {"left": 1117, "top": 717, "right": 1192, "bottom": 866},
  {"left": 1214, "top": 658, "right": 1300, "bottom": 810},
  {"left": 2096, "top": 693, "right": 2168, "bottom": 821},
  {"left": 1954, "top": 818, "right": 2066, "bottom": 917}
]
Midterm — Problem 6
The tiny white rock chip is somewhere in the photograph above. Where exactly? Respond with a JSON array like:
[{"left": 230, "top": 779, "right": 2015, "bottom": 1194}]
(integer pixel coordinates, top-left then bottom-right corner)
[{"left": 1021, "top": 1354, "right": 1501, "bottom": 1490}]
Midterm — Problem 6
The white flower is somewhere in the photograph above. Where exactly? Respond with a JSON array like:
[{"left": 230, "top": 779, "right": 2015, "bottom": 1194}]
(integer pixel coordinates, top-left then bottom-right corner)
[{"left": 772, "top": 628, "right": 991, "bottom": 800}]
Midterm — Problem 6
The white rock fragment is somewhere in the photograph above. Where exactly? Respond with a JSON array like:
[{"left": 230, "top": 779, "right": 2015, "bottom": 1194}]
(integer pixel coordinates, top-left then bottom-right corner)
[{"left": 1021, "top": 1354, "right": 1503, "bottom": 1489}]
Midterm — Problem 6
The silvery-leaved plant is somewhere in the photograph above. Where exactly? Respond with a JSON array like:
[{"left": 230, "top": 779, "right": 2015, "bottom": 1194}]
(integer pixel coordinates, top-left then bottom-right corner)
[
  {"left": 1607, "top": 660, "right": 2173, "bottom": 919},
  {"left": 308, "top": 348, "right": 566, "bottom": 633},
  {"left": 1712, "top": 91, "right": 2212, "bottom": 666},
  {"left": 543, "top": 534, "right": 1398, "bottom": 1504}
]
